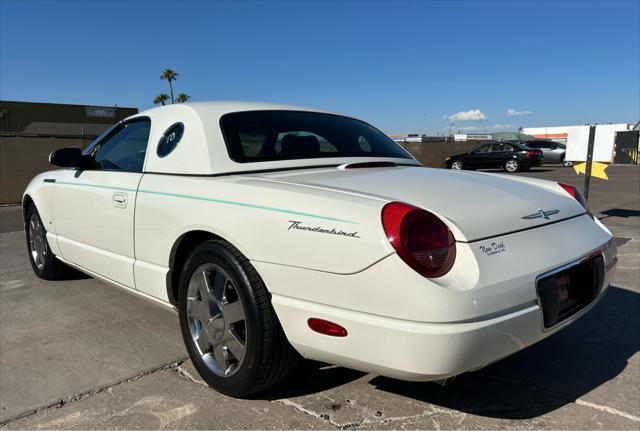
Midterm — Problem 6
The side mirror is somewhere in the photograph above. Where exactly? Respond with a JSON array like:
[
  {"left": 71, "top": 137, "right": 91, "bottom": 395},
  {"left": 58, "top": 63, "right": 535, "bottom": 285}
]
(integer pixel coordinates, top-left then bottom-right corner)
[{"left": 49, "top": 148, "right": 92, "bottom": 169}]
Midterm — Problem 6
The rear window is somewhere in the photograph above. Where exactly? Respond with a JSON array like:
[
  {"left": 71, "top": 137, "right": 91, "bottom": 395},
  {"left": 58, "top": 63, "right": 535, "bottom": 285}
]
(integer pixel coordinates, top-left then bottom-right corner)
[{"left": 220, "top": 111, "right": 411, "bottom": 163}]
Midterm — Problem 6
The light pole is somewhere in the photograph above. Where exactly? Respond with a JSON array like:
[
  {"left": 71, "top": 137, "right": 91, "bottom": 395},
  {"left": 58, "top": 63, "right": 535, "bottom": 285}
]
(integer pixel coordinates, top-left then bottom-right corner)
[{"left": 449, "top": 122, "right": 454, "bottom": 138}]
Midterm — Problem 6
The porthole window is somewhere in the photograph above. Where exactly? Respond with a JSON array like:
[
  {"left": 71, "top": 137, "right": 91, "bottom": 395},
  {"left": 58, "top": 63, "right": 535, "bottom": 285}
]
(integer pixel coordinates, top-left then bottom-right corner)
[{"left": 157, "top": 123, "right": 184, "bottom": 157}]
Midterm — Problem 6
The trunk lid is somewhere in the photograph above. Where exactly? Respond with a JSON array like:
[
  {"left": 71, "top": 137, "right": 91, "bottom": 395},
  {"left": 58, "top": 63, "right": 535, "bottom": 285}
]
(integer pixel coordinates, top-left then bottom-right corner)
[{"left": 254, "top": 166, "right": 585, "bottom": 242}]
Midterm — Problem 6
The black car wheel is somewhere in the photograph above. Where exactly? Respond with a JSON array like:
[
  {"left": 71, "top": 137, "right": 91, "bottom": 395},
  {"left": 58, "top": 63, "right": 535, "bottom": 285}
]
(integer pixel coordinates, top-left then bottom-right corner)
[
  {"left": 177, "top": 239, "right": 299, "bottom": 397},
  {"left": 504, "top": 159, "right": 520, "bottom": 173}
]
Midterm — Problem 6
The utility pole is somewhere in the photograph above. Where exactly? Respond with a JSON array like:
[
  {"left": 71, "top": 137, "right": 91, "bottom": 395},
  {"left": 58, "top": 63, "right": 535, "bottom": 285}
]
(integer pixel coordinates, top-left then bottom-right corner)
[{"left": 583, "top": 125, "right": 596, "bottom": 201}]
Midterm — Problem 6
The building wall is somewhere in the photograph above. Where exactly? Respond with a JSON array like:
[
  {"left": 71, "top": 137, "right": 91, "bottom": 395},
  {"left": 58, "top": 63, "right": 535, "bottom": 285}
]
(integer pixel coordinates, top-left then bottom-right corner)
[
  {"left": 0, "top": 136, "right": 94, "bottom": 204},
  {"left": 0, "top": 101, "right": 137, "bottom": 204},
  {"left": 522, "top": 124, "right": 631, "bottom": 144},
  {"left": 0, "top": 100, "right": 137, "bottom": 134}
]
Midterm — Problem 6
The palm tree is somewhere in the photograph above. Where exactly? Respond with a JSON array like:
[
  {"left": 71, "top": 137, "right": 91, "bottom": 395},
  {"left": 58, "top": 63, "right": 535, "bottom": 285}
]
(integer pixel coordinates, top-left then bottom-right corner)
[
  {"left": 160, "top": 69, "right": 179, "bottom": 103},
  {"left": 176, "top": 93, "right": 190, "bottom": 103},
  {"left": 153, "top": 93, "right": 169, "bottom": 106}
]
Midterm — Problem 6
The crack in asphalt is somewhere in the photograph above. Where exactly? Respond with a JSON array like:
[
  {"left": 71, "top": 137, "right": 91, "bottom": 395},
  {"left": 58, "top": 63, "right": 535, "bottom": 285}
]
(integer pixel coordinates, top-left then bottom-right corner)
[
  {"left": 274, "top": 399, "right": 350, "bottom": 429},
  {"left": 274, "top": 390, "right": 567, "bottom": 430},
  {"left": 175, "top": 363, "right": 208, "bottom": 387},
  {"left": 4, "top": 359, "right": 638, "bottom": 429},
  {"left": 574, "top": 399, "right": 640, "bottom": 423},
  {"left": 0, "top": 356, "right": 188, "bottom": 427}
]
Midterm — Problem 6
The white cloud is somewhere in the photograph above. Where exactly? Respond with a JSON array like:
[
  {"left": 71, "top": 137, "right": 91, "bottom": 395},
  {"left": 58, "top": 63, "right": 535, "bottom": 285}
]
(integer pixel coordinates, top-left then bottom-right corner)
[
  {"left": 506, "top": 108, "right": 532, "bottom": 116},
  {"left": 491, "top": 124, "right": 515, "bottom": 130},
  {"left": 447, "top": 109, "right": 487, "bottom": 122}
]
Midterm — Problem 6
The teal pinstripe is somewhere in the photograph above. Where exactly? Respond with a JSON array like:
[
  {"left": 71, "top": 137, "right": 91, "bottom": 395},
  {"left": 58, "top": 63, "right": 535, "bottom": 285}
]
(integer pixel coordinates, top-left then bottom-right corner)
[{"left": 54, "top": 180, "right": 358, "bottom": 224}]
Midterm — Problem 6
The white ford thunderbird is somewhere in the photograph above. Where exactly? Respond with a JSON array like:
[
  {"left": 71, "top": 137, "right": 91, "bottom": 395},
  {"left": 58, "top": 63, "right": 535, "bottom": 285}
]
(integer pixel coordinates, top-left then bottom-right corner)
[{"left": 24, "top": 102, "right": 617, "bottom": 396}]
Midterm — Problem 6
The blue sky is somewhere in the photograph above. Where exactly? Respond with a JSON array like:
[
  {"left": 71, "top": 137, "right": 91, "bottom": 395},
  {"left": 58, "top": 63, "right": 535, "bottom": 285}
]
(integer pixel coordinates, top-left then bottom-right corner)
[{"left": 1, "top": 0, "right": 638, "bottom": 134}]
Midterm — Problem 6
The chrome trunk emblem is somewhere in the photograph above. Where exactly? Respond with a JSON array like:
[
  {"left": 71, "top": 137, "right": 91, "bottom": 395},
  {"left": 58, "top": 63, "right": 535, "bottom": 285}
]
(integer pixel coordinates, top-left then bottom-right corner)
[{"left": 522, "top": 209, "right": 560, "bottom": 220}]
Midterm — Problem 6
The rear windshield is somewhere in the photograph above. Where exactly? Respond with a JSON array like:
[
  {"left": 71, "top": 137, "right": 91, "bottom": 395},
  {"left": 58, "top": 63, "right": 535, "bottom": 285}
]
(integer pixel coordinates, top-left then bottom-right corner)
[{"left": 220, "top": 110, "right": 411, "bottom": 163}]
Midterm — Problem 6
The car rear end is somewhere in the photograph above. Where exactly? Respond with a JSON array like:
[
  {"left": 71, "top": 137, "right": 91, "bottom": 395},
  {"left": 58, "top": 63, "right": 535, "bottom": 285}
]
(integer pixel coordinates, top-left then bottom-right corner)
[
  {"left": 260, "top": 169, "right": 617, "bottom": 381},
  {"left": 516, "top": 143, "right": 543, "bottom": 168}
]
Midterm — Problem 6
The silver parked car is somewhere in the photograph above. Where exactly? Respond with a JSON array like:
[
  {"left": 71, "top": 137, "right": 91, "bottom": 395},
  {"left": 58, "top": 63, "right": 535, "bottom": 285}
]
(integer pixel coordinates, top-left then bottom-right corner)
[{"left": 522, "top": 140, "right": 572, "bottom": 166}]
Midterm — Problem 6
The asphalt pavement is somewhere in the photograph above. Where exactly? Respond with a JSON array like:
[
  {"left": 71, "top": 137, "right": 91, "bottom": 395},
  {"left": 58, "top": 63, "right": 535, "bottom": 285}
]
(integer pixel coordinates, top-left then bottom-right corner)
[{"left": 0, "top": 165, "right": 638, "bottom": 429}]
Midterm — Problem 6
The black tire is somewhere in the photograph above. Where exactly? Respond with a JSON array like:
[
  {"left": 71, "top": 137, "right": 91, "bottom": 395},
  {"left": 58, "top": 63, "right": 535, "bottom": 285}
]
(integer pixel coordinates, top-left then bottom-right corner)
[
  {"left": 25, "top": 204, "right": 74, "bottom": 280},
  {"left": 504, "top": 159, "right": 520, "bottom": 173},
  {"left": 177, "top": 239, "right": 299, "bottom": 397}
]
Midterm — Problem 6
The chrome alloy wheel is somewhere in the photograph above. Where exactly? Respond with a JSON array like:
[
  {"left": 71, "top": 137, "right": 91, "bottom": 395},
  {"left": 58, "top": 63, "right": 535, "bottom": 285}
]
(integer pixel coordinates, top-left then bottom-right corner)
[
  {"left": 186, "top": 263, "right": 247, "bottom": 377},
  {"left": 451, "top": 160, "right": 463, "bottom": 170},
  {"left": 28, "top": 212, "right": 47, "bottom": 271},
  {"left": 505, "top": 159, "right": 519, "bottom": 172}
]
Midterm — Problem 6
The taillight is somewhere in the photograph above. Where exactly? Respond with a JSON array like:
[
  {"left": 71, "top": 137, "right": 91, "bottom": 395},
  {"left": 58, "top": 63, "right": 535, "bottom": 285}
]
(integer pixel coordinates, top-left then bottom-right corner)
[
  {"left": 558, "top": 182, "right": 588, "bottom": 211},
  {"left": 307, "top": 318, "right": 348, "bottom": 337},
  {"left": 526, "top": 151, "right": 538, "bottom": 157},
  {"left": 381, "top": 202, "right": 456, "bottom": 277}
]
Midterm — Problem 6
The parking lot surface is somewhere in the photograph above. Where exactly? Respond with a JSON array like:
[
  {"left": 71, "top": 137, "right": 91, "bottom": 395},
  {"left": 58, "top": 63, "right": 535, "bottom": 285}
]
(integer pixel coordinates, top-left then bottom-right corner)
[{"left": 1, "top": 165, "right": 638, "bottom": 429}]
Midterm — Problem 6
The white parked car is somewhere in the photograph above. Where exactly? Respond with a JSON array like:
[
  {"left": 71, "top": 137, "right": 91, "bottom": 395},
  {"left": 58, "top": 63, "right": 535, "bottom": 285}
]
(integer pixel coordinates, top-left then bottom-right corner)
[{"left": 23, "top": 102, "right": 617, "bottom": 397}]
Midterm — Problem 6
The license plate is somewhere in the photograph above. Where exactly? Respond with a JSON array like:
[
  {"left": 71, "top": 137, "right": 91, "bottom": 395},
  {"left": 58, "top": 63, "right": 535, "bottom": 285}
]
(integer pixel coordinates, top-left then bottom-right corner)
[{"left": 537, "top": 255, "right": 605, "bottom": 328}]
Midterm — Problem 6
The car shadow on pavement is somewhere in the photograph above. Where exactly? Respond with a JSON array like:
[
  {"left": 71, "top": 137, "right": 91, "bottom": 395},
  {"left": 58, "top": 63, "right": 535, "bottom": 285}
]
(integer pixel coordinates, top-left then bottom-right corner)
[
  {"left": 369, "top": 286, "right": 639, "bottom": 419},
  {"left": 480, "top": 168, "right": 555, "bottom": 174},
  {"left": 600, "top": 208, "right": 640, "bottom": 219},
  {"left": 54, "top": 266, "right": 92, "bottom": 280},
  {"left": 260, "top": 360, "right": 367, "bottom": 400}
]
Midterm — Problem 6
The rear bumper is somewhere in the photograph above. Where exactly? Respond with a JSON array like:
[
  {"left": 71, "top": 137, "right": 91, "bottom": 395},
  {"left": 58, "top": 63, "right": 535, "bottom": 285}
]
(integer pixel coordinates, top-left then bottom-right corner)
[
  {"left": 522, "top": 157, "right": 542, "bottom": 167},
  {"left": 272, "top": 271, "right": 613, "bottom": 381},
  {"left": 273, "top": 294, "right": 543, "bottom": 380}
]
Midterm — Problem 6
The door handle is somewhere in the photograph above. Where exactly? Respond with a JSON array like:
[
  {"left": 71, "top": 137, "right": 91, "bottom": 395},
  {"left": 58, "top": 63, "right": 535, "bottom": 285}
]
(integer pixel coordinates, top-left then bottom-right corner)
[{"left": 112, "top": 192, "right": 128, "bottom": 208}]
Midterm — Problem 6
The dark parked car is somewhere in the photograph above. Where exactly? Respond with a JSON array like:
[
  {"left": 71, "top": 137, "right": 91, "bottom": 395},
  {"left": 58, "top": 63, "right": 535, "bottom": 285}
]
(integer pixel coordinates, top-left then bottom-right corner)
[
  {"left": 522, "top": 140, "right": 571, "bottom": 166},
  {"left": 446, "top": 142, "right": 543, "bottom": 173}
]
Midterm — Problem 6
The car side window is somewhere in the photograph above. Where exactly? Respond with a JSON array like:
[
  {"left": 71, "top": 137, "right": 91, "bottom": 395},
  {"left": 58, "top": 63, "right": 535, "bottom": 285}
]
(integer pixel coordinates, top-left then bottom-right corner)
[
  {"left": 491, "top": 143, "right": 505, "bottom": 152},
  {"left": 88, "top": 119, "right": 151, "bottom": 172},
  {"left": 503, "top": 144, "right": 514, "bottom": 152},
  {"left": 475, "top": 145, "right": 491, "bottom": 153}
]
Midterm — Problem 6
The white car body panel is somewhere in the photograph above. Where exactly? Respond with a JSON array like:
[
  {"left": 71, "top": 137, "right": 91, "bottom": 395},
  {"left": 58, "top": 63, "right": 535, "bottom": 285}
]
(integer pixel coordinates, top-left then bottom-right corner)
[
  {"left": 51, "top": 170, "right": 141, "bottom": 287},
  {"left": 22, "top": 101, "right": 617, "bottom": 382},
  {"left": 252, "top": 166, "right": 587, "bottom": 242}
]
